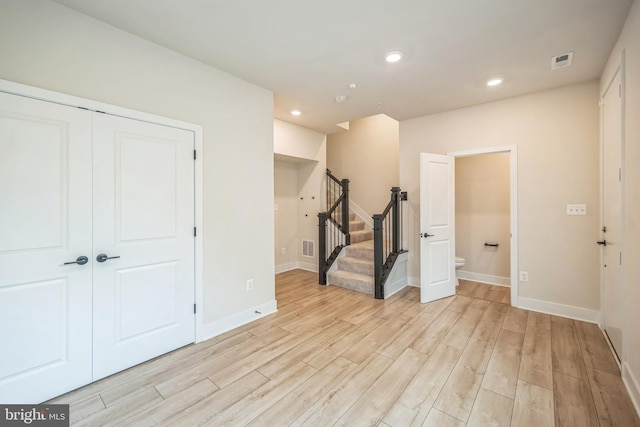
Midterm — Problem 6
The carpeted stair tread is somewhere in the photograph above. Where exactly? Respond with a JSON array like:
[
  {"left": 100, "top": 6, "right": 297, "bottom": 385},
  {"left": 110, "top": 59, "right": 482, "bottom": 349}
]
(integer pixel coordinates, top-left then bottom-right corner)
[
  {"left": 328, "top": 270, "right": 374, "bottom": 295},
  {"left": 349, "top": 220, "right": 365, "bottom": 231},
  {"left": 337, "top": 256, "right": 374, "bottom": 275},
  {"left": 350, "top": 229, "right": 373, "bottom": 243}
]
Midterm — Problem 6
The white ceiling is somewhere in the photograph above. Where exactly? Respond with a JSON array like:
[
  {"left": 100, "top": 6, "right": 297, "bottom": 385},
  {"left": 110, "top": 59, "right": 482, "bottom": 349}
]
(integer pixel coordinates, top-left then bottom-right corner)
[{"left": 53, "top": 0, "right": 633, "bottom": 134}]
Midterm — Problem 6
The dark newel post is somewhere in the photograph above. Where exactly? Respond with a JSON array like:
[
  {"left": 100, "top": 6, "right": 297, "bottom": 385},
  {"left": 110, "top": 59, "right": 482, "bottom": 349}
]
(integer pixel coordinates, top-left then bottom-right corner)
[
  {"left": 318, "top": 212, "right": 328, "bottom": 285},
  {"left": 373, "top": 214, "right": 384, "bottom": 299},
  {"left": 391, "top": 187, "right": 401, "bottom": 254},
  {"left": 342, "top": 178, "right": 350, "bottom": 245}
]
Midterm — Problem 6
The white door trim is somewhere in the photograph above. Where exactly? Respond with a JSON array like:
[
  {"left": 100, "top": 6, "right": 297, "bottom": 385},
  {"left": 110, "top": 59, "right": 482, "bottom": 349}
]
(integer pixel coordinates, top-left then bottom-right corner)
[
  {"left": 446, "top": 145, "right": 518, "bottom": 307},
  {"left": 0, "top": 78, "right": 205, "bottom": 343}
]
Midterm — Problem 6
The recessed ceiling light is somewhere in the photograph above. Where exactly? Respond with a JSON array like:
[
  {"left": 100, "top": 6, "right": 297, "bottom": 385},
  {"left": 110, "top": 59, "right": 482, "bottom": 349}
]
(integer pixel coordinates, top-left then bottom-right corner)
[
  {"left": 385, "top": 51, "right": 403, "bottom": 63},
  {"left": 487, "top": 78, "right": 503, "bottom": 87},
  {"left": 291, "top": 110, "right": 301, "bottom": 116}
]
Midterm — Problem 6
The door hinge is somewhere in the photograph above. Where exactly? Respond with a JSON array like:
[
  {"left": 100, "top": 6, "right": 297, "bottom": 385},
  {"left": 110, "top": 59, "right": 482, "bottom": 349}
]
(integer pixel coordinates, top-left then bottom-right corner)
[
  {"left": 620, "top": 252, "right": 622, "bottom": 266},
  {"left": 194, "top": 150, "right": 197, "bottom": 160},
  {"left": 619, "top": 168, "right": 622, "bottom": 182},
  {"left": 194, "top": 227, "right": 197, "bottom": 237},
  {"left": 194, "top": 304, "right": 196, "bottom": 314},
  {"left": 619, "top": 84, "right": 622, "bottom": 98}
]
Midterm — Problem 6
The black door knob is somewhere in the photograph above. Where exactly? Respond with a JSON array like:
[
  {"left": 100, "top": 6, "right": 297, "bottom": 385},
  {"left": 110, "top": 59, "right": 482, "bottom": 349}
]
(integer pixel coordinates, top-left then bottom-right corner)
[
  {"left": 64, "top": 256, "right": 89, "bottom": 265},
  {"left": 96, "top": 253, "right": 121, "bottom": 263},
  {"left": 597, "top": 240, "right": 607, "bottom": 246},
  {"left": 421, "top": 233, "right": 434, "bottom": 238}
]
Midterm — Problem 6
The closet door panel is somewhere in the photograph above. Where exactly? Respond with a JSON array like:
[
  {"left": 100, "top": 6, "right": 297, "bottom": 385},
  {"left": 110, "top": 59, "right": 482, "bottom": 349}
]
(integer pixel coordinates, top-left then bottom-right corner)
[
  {"left": 0, "top": 92, "right": 93, "bottom": 403},
  {"left": 92, "top": 113, "right": 195, "bottom": 380}
]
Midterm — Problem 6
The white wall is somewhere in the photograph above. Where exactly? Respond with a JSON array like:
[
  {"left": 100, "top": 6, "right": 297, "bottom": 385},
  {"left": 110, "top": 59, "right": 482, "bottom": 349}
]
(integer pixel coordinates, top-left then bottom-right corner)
[
  {"left": 456, "top": 153, "right": 511, "bottom": 284},
  {"left": 0, "top": 0, "right": 275, "bottom": 336},
  {"left": 601, "top": 0, "right": 640, "bottom": 411},
  {"left": 327, "top": 114, "right": 399, "bottom": 215},
  {"left": 274, "top": 119, "right": 327, "bottom": 273},
  {"left": 401, "top": 81, "right": 600, "bottom": 316}
]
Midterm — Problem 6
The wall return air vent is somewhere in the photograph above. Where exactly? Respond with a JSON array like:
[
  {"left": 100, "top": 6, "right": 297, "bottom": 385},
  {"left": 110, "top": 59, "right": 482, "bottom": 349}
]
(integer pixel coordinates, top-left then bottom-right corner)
[
  {"left": 302, "top": 240, "right": 315, "bottom": 258},
  {"left": 551, "top": 52, "right": 573, "bottom": 70}
]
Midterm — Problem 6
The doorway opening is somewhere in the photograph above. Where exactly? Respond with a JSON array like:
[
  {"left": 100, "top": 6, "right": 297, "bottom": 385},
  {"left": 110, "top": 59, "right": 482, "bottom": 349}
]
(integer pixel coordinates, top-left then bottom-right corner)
[{"left": 450, "top": 146, "right": 518, "bottom": 307}]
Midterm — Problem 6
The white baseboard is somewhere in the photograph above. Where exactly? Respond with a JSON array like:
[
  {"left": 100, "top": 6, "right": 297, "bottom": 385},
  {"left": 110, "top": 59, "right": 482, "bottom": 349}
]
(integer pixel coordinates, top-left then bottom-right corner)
[
  {"left": 517, "top": 297, "right": 600, "bottom": 323},
  {"left": 623, "top": 362, "right": 640, "bottom": 419},
  {"left": 199, "top": 300, "right": 278, "bottom": 342},
  {"left": 457, "top": 271, "right": 510, "bottom": 287},
  {"left": 407, "top": 276, "right": 420, "bottom": 288},
  {"left": 275, "top": 261, "right": 318, "bottom": 274}
]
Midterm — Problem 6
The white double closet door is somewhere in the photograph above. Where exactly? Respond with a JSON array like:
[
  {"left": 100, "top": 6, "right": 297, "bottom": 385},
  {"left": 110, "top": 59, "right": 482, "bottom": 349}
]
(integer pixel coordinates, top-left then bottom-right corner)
[{"left": 0, "top": 92, "right": 195, "bottom": 403}]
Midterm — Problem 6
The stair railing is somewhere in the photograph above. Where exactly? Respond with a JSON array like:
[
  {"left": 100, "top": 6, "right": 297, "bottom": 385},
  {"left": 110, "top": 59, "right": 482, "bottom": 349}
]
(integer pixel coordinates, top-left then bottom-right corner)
[
  {"left": 318, "top": 169, "right": 350, "bottom": 285},
  {"left": 372, "top": 187, "right": 407, "bottom": 299}
]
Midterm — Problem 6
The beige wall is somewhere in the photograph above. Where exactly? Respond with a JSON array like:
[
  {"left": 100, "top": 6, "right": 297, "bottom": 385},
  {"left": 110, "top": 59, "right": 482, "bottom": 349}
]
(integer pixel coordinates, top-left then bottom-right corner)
[
  {"left": 601, "top": 0, "right": 640, "bottom": 407},
  {"left": 400, "top": 81, "right": 600, "bottom": 311},
  {"left": 456, "top": 153, "right": 510, "bottom": 281},
  {"left": 274, "top": 119, "right": 326, "bottom": 272},
  {"left": 0, "top": 0, "right": 275, "bottom": 329},
  {"left": 327, "top": 114, "right": 399, "bottom": 215}
]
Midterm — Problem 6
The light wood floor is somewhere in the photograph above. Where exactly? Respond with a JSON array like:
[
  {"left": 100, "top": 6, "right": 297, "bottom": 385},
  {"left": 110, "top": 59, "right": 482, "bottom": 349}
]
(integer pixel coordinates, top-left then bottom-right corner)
[{"left": 52, "top": 269, "right": 640, "bottom": 426}]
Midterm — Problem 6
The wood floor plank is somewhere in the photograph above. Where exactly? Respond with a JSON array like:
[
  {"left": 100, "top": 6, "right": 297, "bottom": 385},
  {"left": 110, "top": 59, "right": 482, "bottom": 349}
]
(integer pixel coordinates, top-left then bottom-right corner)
[
  {"left": 336, "top": 348, "right": 428, "bottom": 426},
  {"left": 292, "top": 353, "right": 394, "bottom": 426},
  {"left": 68, "top": 395, "right": 105, "bottom": 425},
  {"left": 411, "top": 309, "right": 461, "bottom": 354},
  {"left": 519, "top": 320, "right": 553, "bottom": 390},
  {"left": 575, "top": 320, "right": 620, "bottom": 376},
  {"left": 446, "top": 295, "right": 473, "bottom": 312},
  {"left": 160, "top": 371, "right": 269, "bottom": 427},
  {"left": 482, "top": 329, "right": 524, "bottom": 399},
  {"left": 433, "top": 337, "right": 495, "bottom": 422},
  {"left": 468, "top": 302, "right": 507, "bottom": 345},
  {"left": 73, "top": 387, "right": 162, "bottom": 427},
  {"left": 551, "top": 321, "right": 588, "bottom": 379},
  {"left": 342, "top": 314, "right": 412, "bottom": 363},
  {"left": 154, "top": 327, "right": 290, "bottom": 398},
  {"left": 511, "top": 380, "right": 554, "bottom": 426},
  {"left": 205, "top": 361, "right": 317, "bottom": 426},
  {"left": 126, "top": 379, "right": 218, "bottom": 426},
  {"left": 421, "top": 409, "right": 465, "bottom": 427},
  {"left": 209, "top": 325, "right": 322, "bottom": 388},
  {"left": 527, "top": 311, "right": 551, "bottom": 330},
  {"left": 383, "top": 344, "right": 462, "bottom": 427},
  {"left": 438, "top": 307, "right": 484, "bottom": 350},
  {"left": 554, "top": 371, "right": 599, "bottom": 427},
  {"left": 502, "top": 306, "right": 528, "bottom": 334},
  {"left": 257, "top": 319, "right": 352, "bottom": 379},
  {"left": 587, "top": 367, "right": 640, "bottom": 427},
  {"left": 379, "top": 312, "right": 438, "bottom": 360},
  {"left": 304, "top": 317, "right": 379, "bottom": 369},
  {"left": 467, "top": 387, "right": 514, "bottom": 427},
  {"left": 247, "top": 357, "right": 356, "bottom": 426}
]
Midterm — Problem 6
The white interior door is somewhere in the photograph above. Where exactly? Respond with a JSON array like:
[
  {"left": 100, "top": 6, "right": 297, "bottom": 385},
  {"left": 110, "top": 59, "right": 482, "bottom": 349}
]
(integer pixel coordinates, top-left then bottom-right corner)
[
  {"left": 601, "top": 70, "right": 623, "bottom": 360},
  {"left": 420, "top": 153, "right": 455, "bottom": 303},
  {"left": 0, "top": 92, "right": 93, "bottom": 403},
  {"left": 92, "top": 113, "right": 195, "bottom": 380}
]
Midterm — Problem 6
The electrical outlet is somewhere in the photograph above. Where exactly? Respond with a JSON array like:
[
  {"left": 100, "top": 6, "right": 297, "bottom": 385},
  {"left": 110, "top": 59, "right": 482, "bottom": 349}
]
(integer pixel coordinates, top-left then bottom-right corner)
[
  {"left": 281, "top": 247, "right": 286, "bottom": 255},
  {"left": 246, "top": 279, "right": 254, "bottom": 291},
  {"left": 566, "top": 204, "right": 587, "bottom": 215},
  {"left": 519, "top": 271, "right": 529, "bottom": 282}
]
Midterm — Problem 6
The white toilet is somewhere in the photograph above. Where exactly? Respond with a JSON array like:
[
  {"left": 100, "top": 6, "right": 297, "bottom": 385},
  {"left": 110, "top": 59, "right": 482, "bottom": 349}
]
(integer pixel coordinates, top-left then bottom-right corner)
[{"left": 455, "top": 256, "right": 465, "bottom": 286}]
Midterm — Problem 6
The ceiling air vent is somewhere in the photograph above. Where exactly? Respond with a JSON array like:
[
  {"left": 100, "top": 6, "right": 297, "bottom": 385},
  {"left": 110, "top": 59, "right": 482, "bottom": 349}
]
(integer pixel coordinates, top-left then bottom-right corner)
[{"left": 551, "top": 52, "right": 573, "bottom": 70}]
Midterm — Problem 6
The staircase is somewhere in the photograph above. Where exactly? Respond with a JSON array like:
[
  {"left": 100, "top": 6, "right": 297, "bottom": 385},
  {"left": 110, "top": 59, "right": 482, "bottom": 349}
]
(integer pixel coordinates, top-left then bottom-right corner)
[
  {"left": 319, "top": 169, "right": 406, "bottom": 299},
  {"left": 327, "top": 213, "right": 376, "bottom": 295}
]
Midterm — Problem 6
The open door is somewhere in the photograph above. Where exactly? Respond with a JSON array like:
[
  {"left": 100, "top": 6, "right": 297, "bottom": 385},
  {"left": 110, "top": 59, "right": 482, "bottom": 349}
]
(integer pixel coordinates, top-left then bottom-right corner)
[{"left": 420, "top": 153, "right": 455, "bottom": 303}]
